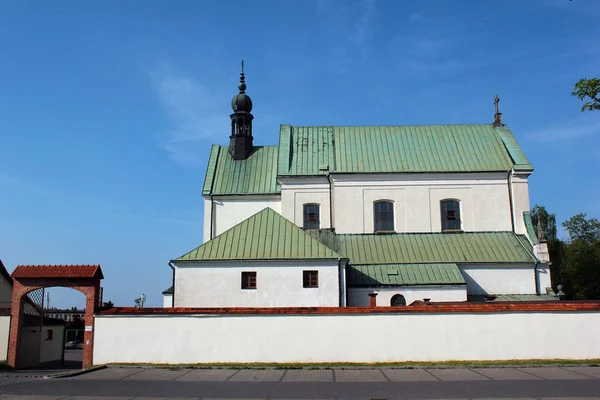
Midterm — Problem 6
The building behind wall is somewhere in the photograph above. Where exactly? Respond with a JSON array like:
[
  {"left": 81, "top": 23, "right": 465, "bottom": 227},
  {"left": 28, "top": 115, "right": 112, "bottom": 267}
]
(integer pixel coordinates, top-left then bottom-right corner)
[{"left": 163, "top": 65, "right": 554, "bottom": 308}]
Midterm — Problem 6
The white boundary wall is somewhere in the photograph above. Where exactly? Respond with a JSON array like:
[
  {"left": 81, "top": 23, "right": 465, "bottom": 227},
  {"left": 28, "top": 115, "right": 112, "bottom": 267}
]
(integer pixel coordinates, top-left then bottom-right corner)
[
  {"left": 94, "top": 311, "right": 600, "bottom": 364},
  {"left": 0, "top": 316, "right": 9, "bottom": 361}
]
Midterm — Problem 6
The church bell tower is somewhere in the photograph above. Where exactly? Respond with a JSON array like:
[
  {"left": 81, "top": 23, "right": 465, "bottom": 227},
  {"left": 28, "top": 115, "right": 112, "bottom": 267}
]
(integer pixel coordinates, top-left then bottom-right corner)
[{"left": 229, "top": 61, "right": 254, "bottom": 160}]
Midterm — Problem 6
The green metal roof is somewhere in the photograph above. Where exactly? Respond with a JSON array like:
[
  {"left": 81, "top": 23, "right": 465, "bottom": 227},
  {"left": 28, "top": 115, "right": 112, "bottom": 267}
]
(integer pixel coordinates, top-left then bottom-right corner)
[
  {"left": 174, "top": 208, "right": 342, "bottom": 262},
  {"left": 523, "top": 211, "right": 538, "bottom": 245},
  {"left": 309, "top": 231, "right": 537, "bottom": 264},
  {"left": 278, "top": 124, "right": 533, "bottom": 176},
  {"left": 278, "top": 125, "right": 335, "bottom": 175},
  {"left": 347, "top": 263, "right": 466, "bottom": 286},
  {"left": 202, "top": 145, "right": 280, "bottom": 196},
  {"left": 468, "top": 294, "right": 558, "bottom": 302}
]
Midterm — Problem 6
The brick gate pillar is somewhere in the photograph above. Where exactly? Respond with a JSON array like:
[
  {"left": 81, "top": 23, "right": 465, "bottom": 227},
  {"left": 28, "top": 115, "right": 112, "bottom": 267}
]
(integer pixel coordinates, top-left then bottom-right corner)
[{"left": 7, "top": 265, "right": 104, "bottom": 370}]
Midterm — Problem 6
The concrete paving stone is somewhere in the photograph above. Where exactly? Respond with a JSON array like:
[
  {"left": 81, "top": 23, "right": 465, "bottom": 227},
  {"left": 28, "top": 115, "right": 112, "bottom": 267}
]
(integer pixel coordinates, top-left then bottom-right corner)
[
  {"left": 381, "top": 369, "right": 439, "bottom": 382},
  {"left": 472, "top": 368, "right": 543, "bottom": 380},
  {"left": 517, "top": 367, "right": 595, "bottom": 380},
  {"left": 563, "top": 366, "right": 600, "bottom": 379},
  {"left": 227, "top": 369, "right": 285, "bottom": 382},
  {"left": 281, "top": 369, "right": 334, "bottom": 382},
  {"left": 0, "top": 396, "right": 66, "bottom": 400},
  {"left": 175, "top": 369, "right": 239, "bottom": 381},
  {"left": 133, "top": 398, "right": 198, "bottom": 400},
  {"left": 62, "top": 397, "right": 134, "bottom": 400},
  {"left": 123, "top": 369, "right": 191, "bottom": 381},
  {"left": 426, "top": 368, "right": 489, "bottom": 381},
  {"left": 70, "top": 368, "right": 143, "bottom": 380},
  {"left": 334, "top": 369, "right": 387, "bottom": 382}
]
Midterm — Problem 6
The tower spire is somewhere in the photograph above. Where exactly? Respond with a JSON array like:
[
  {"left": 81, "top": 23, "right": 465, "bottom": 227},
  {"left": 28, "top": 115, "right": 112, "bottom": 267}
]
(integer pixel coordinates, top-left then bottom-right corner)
[
  {"left": 238, "top": 60, "right": 246, "bottom": 93},
  {"left": 229, "top": 61, "right": 254, "bottom": 160}
]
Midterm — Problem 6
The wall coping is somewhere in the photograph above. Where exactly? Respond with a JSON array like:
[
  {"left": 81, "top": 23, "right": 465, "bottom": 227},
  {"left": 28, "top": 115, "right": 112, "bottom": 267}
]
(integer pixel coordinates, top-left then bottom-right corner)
[{"left": 97, "top": 301, "right": 600, "bottom": 316}]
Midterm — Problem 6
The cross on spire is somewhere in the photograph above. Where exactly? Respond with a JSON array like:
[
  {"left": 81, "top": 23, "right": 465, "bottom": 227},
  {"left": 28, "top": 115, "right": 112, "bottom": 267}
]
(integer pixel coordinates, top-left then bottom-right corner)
[{"left": 493, "top": 94, "right": 503, "bottom": 127}]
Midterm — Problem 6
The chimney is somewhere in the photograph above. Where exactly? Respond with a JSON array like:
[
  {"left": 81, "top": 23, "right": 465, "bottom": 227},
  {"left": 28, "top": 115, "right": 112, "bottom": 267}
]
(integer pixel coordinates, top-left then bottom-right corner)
[{"left": 368, "top": 292, "right": 378, "bottom": 307}]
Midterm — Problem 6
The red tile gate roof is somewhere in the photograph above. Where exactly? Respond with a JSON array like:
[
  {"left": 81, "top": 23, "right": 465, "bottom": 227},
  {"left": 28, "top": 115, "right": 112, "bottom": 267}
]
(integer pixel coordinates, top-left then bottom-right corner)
[{"left": 11, "top": 265, "right": 103, "bottom": 279}]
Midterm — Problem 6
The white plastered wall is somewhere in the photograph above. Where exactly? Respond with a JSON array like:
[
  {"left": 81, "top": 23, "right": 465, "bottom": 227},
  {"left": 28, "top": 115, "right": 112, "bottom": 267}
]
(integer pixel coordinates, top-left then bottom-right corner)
[
  {"left": 279, "top": 177, "right": 331, "bottom": 229},
  {"left": 39, "top": 325, "right": 65, "bottom": 363},
  {"left": 460, "top": 264, "right": 536, "bottom": 295},
  {"left": 331, "top": 173, "right": 513, "bottom": 234},
  {"left": 163, "top": 294, "right": 173, "bottom": 308},
  {"left": 347, "top": 286, "right": 467, "bottom": 307},
  {"left": 511, "top": 173, "right": 531, "bottom": 235},
  {"left": 174, "top": 260, "right": 340, "bottom": 307},
  {"left": 94, "top": 311, "right": 600, "bottom": 364},
  {"left": 203, "top": 196, "right": 282, "bottom": 241},
  {"left": 0, "top": 316, "right": 9, "bottom": 361}
]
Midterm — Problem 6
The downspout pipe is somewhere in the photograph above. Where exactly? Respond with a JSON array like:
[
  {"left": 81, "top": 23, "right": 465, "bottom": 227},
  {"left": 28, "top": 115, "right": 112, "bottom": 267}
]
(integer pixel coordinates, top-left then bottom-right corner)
[
  {"left": 168, "top": 262, "right": 176, "bottom": 307},
  {"left": 327, "top": 173, "right": 334, "bottom": 230},
  {"left": 534, "top": 262, "right": 540, "bottom": 295},
  {"left": 209, "top": 194, "right": 215, "bottom": 240},
  {"left": 507, "top": 170, "right": 515, "bottom": 232}
]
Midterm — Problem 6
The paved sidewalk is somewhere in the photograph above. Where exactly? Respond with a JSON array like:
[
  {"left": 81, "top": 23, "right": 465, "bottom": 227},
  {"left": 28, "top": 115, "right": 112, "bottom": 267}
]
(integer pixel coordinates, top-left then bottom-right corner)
[{"left": 65, "top": 365, "right": 600, "bottom": 382}]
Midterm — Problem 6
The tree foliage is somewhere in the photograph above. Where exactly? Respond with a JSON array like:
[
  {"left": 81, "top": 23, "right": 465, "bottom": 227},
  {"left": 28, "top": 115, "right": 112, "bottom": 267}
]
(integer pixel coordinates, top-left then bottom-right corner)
[
  {"left": 571, "top": 78, "right": 600, "bottom": 112},
  {"left": 561, "top": 213, "right": 600, "bottom": 300},
  {"left": 531, "top": 204, "right": 557, "bottom": 240},
  {"left": 562, "top": 213, "right": 600, "bottom": 244}
]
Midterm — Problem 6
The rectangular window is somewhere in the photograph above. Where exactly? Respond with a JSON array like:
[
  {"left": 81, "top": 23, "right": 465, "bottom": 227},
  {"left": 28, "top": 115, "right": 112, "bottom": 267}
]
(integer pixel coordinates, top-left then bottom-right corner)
[
  {"left": 45, "top": 329, "right": 53, "bottom": 341},
  {"left": 241, "top": 271, "right": 257, "bottom": 289},
  {"left": 374, "top": 201, "right": 395, "bottom": 232},
  {"left": 441, "top": 200, "right": 461, "bottom": 231},
  {"left": 303, "top": 204, "right": 320, "bottom": 229},
  {"left": 303, "top": 270, "right": 319, "bottom": 288}
]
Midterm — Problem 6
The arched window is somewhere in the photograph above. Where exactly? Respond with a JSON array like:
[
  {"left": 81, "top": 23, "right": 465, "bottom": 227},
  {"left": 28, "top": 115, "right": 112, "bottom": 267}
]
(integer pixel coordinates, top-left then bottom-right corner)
[
  {"left": 303, "top": 204, "right": 320, "bottom": 229},
  {"left": 391, "top": 294, "right": 406, "bottom": 307},
  {"left": 441, "top": 199, "right": 461, "bottom": 231},
  {"left": 374, "top": 201, "right": 394, "bottom": 232}
]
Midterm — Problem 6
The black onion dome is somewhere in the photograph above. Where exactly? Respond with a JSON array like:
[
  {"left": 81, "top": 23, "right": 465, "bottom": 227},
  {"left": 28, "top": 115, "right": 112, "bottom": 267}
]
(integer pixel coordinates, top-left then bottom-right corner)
[
  {"left": 231, "top": 62, "right": 253, "bottom": 113},
  {"left": 231, "top": 92, "right": 252, "bottom": 113}
]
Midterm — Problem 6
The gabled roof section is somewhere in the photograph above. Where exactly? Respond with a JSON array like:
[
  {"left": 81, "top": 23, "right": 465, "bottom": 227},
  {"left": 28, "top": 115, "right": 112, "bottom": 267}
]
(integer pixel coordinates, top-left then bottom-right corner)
[
  {"left": 12, "top": 265, "right": 104, "bottom": 279},
  {"left": 347, "top": 263, "right": 466, "bottom": 286},
  {"left": 202, "top": 145, "right": 280, "bottom": 196},
  {"left": 174, "top": 208, "right": 342, "bottom": 262},
  {"left": 495, "top": 126, "right": 533, "bottom": 172},
  {"left": 309, "top": 231, "right": 537, "bottom": 264},
  {"left": 278, "top": 124, "right": 532, "bottom": 175}
]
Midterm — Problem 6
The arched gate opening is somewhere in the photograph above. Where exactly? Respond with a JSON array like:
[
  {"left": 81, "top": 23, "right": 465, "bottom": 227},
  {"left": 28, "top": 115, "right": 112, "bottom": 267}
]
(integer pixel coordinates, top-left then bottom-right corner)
[{"left": 8, "top": 265, "right": 103, "bottom": 369}]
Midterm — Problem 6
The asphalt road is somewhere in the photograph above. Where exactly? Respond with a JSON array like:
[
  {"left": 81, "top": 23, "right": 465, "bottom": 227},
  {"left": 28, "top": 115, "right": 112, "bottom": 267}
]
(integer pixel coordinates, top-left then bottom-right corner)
[{"left": 1, "top": 366, "right": 600, "bottom": 399}]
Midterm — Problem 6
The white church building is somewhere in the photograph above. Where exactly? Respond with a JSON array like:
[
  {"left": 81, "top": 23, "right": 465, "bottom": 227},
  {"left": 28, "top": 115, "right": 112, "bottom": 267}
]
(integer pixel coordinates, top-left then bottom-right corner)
[{"left": 164, "top": 66, "right": 552, "bottom": 308}]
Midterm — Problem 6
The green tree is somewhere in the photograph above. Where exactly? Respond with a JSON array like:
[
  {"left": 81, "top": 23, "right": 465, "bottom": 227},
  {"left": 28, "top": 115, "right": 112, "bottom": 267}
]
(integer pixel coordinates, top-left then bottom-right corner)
[
  {"left": 563, "top": 213, "right": 600, "bottom": 244},
  {"left": 531, "top": 204, "right": 557, "bottom": 240},
  {"left": 562, "top": 213, "right": 600, "bottom": 299},
  {"left": 531, "top": 205, "right": 563, "bottom": 292},
  {"left": 571, "top": 78, "right": 600, "bottom": 111}
]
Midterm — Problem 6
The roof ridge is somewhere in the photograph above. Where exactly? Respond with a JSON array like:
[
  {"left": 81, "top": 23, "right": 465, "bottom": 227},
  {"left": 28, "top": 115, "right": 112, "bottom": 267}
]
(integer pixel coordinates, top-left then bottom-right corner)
[
  {"left": 173, "top": 208, "right": 343, "bottom": 261},
  {"left": 284, "top": 123, "right": 508, "bottom": 128}
]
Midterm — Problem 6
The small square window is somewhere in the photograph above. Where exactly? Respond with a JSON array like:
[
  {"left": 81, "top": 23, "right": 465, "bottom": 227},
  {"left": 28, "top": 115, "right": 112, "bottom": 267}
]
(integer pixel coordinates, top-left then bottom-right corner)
[
  {"left": 447, "top": 210, "right": 456, "bottom": 220},
  {"left": 45, "top": 329, "right": 53, "bottom": 341},
  {"left": 303, "top": 270, "right": 318, "bottom": 288},
  {"left": 241, "top": 271, "right": 257, "bottom": 289}
]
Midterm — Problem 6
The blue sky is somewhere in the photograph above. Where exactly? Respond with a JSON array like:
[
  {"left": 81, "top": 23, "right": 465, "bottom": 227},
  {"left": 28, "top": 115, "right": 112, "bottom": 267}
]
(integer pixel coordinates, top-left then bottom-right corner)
[{"left": 1, "top": 0, "right": 599, "bottom": 308}]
